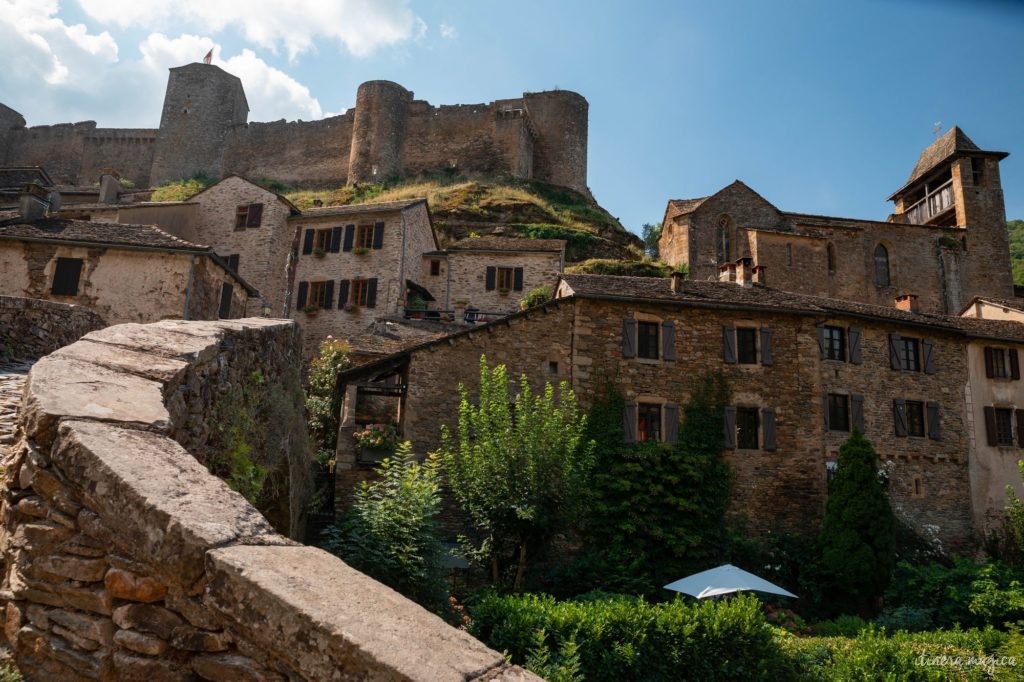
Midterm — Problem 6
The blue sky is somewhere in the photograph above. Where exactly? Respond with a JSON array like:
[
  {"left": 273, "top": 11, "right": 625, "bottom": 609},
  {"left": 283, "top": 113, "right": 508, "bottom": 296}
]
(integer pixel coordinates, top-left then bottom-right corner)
[{"left": 2, "top": 0, "right": 1022, "bottom": 234}]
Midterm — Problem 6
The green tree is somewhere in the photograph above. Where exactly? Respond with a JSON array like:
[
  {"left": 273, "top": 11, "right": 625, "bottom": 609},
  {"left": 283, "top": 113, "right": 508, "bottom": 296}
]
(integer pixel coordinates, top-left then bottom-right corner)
[
  {"left": 1005, "top": 460, "right": 1024, "bottom": 562},
  {"left": 641, "top": 222, "right": 662, "bottom": 259},
  {"left": 440, "top": 356, "right": 593, "bottom": 590},
  {"left": 818, "top": 431, "right": 896, "bottom": 615},
  {"left": 1006, "top": 220, "right": 1024, "bottom": 285},
  {"left": 305, "top": 337, "right": 352, "bottom": 456},
  {"left": 322, "top": 442, "right": 446, "bottom": 609}
]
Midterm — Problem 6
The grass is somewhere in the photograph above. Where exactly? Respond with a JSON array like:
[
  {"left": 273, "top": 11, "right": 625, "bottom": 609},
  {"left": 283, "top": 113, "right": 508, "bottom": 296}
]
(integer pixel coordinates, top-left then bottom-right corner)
[{"left": 566, "top": 258, "right": 674, "bottom": 278}]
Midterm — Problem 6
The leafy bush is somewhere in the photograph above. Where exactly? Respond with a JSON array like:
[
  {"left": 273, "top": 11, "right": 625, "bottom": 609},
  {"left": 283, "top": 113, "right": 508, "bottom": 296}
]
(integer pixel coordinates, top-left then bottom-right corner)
[
  {"left": 520, "top": 285, "right": 552, "bottom": 309},
  {"left": 305, "top": 337, "right": 352, "bottom": 456},
  {"left": 811, "top": 615, "right": 871, "bottom": 637},
  {"left": 150, "top": 171, "right": 217, "bottom": 201},
  {"left": 513, "top": 224, "right": 598, "bottom": 260},
  {"left": 565, "top": 258, "right": 674, "bottom": 278},
  {"left": 876, "top": 606, "right": 935, "bottom": 633}
]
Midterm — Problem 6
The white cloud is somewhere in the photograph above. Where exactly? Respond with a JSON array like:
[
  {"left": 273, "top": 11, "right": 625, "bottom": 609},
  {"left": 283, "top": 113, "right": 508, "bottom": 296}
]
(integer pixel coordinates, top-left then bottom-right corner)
[
  {"left": 439, "top": 22, "right": 458, "bottom": 40},
  {"left": 222, "top": 49, "right": 323, "bottom": 120},
  {"left": 76, "top": 0, "right": 422, "bottom": 59}
]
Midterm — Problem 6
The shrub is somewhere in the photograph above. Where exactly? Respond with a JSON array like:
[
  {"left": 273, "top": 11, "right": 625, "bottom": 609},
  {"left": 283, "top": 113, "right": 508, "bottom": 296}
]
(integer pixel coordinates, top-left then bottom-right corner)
[
  {"left": 565, "top": 258, "right": 674, "bottom": 278},
  {"left": 811, "top": 615, "right": 871, "bottom": 637},
  {"left": 876, "top": 606, "right": 935, "bottom": 633},
  {"left": 150, "top": 171, "right": 216, "bottom": 201},
  {"left": 305, "top": 337, "right": 352, "bottom": 455},
  {"left": 520, "top": 285, "right": 552, "bottom": 309}
]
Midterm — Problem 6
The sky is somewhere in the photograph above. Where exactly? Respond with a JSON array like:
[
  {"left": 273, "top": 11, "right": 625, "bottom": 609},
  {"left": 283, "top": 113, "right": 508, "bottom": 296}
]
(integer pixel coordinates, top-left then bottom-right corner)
[{"left": 2, "top": 0, "right": 1023, "bottom": 235}]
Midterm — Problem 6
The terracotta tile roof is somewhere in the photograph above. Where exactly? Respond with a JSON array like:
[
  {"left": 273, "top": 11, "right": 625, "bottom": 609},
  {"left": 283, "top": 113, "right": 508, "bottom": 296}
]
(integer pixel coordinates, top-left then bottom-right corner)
[
  {"left": 447, "top": 236, "right": 565, "bottom": 252},
  {"left": 0, "top": 217, "right": 208, "bottom": 252},
  {"left": 889, "top": 127, "right": 1008, "bottom": 200},
  {"left": 295, "top": 198, "right": 427, "bottom": 219},
  {"left": 558, "top": 274, "right": 1024, "bottom": 342},
  {"left": 959, "top": 296, "right": 1024, "bottom": 316}
]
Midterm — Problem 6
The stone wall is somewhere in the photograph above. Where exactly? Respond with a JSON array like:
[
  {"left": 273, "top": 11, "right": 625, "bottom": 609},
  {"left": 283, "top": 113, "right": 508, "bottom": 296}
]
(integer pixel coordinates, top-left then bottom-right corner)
[
  {"left": 0, "top": 297, "right": 104, "bottom": 360},
  {"left": 0, "top": 318, "right": 528, "bottom": 681}
]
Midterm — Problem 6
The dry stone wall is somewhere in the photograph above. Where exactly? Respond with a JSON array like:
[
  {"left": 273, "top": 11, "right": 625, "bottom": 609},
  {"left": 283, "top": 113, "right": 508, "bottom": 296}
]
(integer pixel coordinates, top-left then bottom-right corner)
[
  {"left": 0, "top": 317, "right": 528, "bottom": 681},
  {"left": 0, "top": 297, "right": 105, "bottom": 361}
]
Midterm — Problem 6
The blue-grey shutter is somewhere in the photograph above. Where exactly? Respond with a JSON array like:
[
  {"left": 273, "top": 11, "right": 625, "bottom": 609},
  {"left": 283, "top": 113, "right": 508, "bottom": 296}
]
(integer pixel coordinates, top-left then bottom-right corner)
[
  {"left": 723, "top": 326, "right": 736, "bottom": 364},
  {"left": 889, "top": 333, "right": 902, "bottom": 370},
  {"left": 337, "top": 280, "right": 349, "bottom": 309},
  {"left": 366, "top": 278, "right": 378, "bottom": 308},
  {"left": 218, "top": 283, "right": 233, "bottom": 319},
  {"left": 893, "top": 398, "right": 908, "bottom": 437},
  {"left": 343, "top": 225, "right": 355, "bottom": 251},
  {"left": 923, "top": 339, "right": 936, "bottom": 375},
  {"left": 723, "top": 407, "right": 736, "bottom": 449},
  {"left": 372, "top": 222, "right": 385, "bottom": 249},
  {"left": 330, "top": 226, "right": 342, "bottom": 253},
  {"left": 851, "top": 394, "right": 865, "bottom": 434},
  {"left": 661, "top": 321, "right": 677, "bottom": 361},
  {"left": 622, "top": 318, "right": 637, "bottom": 358},
  {"left": 623, "top": 402, "right": 637, "bottom": 444},
  {"left": 822, "top": 395, "right": 830, "bottom": 431},
  {"left": 246, "top": 203, "right": 263, "bottom": 227},
  {"left": 762, "top": 408, "right": 776, "bottom": 451},
  {"left": 816, "top": 324, "right": 826, "bottom": 359},
  {"left": 323, "top": 280, "right": 335, "bottom": 309},
  {"left": 296, "top": 281, "right": 308, "bottom": 309},
  {"left": 760, "top": 327, "right": 773, "bottom": 366},
  {"left": 664, "top": 403, "right": 679, "bottom": 443},
  {"left": 848, "top": 327, "right": 862, "bottom": 365},
  {"left": 513, "top": 267, "right": 524, "bottom": 291},
  {"left": 485, "top": 266, "right": 496, "bottom": 291},
  {"left": 927, "top": 402, "right": 940, "bottom": 440},
  {"left": 302, "top": 229, "right": 314, "bottom": 255}
]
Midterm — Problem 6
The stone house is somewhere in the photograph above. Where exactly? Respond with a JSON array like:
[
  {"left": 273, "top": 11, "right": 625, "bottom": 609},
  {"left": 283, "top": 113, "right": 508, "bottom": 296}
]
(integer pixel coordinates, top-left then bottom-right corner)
[
  {"left": 289, "top": 199, "right": 436, "bottom": 357},
  {"left": 333, "top": 265, "right": 1024, "bottom": 548},
  {"left": 421, "top": 236, "right": 565, "bottom": 319},
  {"left": 0, "top": 215, "right": 253, "bottom": 324},
  {"left": 659, "top": 128, "right": 1013, "bottom": 315}
]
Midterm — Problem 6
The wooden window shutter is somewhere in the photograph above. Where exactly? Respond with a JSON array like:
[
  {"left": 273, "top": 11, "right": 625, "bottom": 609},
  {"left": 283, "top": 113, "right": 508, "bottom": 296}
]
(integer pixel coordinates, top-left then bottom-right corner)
[
  {"left": 622, "top": 318, "right": 637, "bottom": 358},
  {"left": 723, "top": 326, "right": 736, "bottom": 364},
  {"left": 296, "top": 281, "right": 308, "bottom": 309},
  {"left": 822, "top": 395, "right": 830, "bottom": 431},
  {"left": 661, "top": 321, "right": 677, "bottom": 361},
  {"left": 888, "top": 333, "right": 902, "bottom": 370},
  {"left": 302, "top": 229, "right": 315, "bottom": 255},
  {"left": 218, "top": 283, "right": 233, "bottom": 319},
  {"left": 760, "top": 327, "right": 773, "bottom": 366},
  {"left": 723, "top": 407, "right": 736, "bottom": 449},
  {"left": 372, "top": 222, "right": 385, "bottom": 249},
  {"left": 923, "top": 339, "right": 936, "bottom": 374},
  {"left": 664, "top": 403, "right": 679, "bottom": 444},
  {"left": 927, "top": 402, "right": 940, "bottom": 441},
  {"left": 366, "top": 278, "right": 378, "bottom": 308},
  {"left": 246, "top": 203, "right": 263, "bottom": 227},
  {"left": 330, "top": 226, "right": 342, "bottom": 253},
  {"left": 623, "top": 402, "right": 638, "bottom": 444},
  {"left": 337, "top": 280, "right": 350, "bottom": 309},
  {"left": 848, "top": 327, "right": 862, "bottom": 365},
  {"left": 984, "top": 347, "right": 995, "bottom": 378},
  {"left": 893, "top": 398, "right": 908, "bottom": 437},
  {"left": 762, "top": 408, "right": 777, "bottom": 451},
  {"left": 851, "top": 394, "right": 865, "bottom": 434},
  {"left": 816, "top": 324, "right": 826, "bottom": 359},
  {"left": 323, "top": 280, "right": 335, "bottom": 310},
  {"left": 1016, "top": 409, "right": 1024, "bottom": 447},
  {"left": 1012, "top": 349, "right": 1021, "bottom": 380},
  {"left": 343, "top": 225, "right": 355, "bottom": 251},
  {"left": 984, "top": 406, "right": 998, "bottom": 446},
  {"left": 485, "top": 266, "right": 496, "bottom": 291},
  {"left": 513, "top": 267, "right": 524, "bottom": 291}
]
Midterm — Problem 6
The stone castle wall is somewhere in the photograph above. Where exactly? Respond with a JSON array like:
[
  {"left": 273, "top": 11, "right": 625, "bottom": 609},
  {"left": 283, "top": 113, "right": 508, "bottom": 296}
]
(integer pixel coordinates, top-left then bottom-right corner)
[
  {"left": 0, "top": 317, "right": 528, "bottom": 681},
  {"left": 0, "top": 297, "right": 104, "bottom": 360}
]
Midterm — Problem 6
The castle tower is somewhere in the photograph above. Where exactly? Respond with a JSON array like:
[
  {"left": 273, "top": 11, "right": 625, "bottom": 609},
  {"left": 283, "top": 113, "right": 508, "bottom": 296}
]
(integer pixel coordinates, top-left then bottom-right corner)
[
  {"left": 888, "top": 127, "right": 1012, "bottom": 310},
  {"left": 150, "top": 63, "right": 248, "bottom": 185},
  {"left": 522, "top": 90, "right": 589, "bottom": 194},
  {"left": 0, "top": 103, "right": 27, "bottom": 166},
  {"left": 347, "top": 80, "right": 411, "bottom": 185}
]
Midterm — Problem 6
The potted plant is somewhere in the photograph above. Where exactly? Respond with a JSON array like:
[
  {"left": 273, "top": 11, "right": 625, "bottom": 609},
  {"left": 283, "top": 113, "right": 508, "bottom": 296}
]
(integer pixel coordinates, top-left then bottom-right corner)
[
  {"left": 406, "top": 295, "right": 426, "bottom": 319},
  {"left": 354, "top": 422, "right": 399, "bottom": 463},
  {"left": 352, "top": 246, "right": 370, "bottom": 255},
  {"left": 312, "top": 246, "right": 326, "bottom": 258},
  {"left": 302, "top": 304, "right": 320, "bottom": 316},
  {"left": 343, "top": 302, "right": 359, "bottom": 314}
]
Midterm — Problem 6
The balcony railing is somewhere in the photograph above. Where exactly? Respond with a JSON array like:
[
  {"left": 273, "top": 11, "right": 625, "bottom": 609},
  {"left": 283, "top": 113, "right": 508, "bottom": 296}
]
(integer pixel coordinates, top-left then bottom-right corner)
[{"left": 905, "top": 181, "right": 954, "bottom": 225}]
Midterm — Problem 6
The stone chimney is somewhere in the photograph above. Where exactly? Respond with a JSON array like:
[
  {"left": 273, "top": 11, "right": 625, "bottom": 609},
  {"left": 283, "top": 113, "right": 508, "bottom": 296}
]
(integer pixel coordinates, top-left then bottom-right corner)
[
  {"left": 18, "top": 183, "right": 50, "bottom": 221},
  {"left": 895, "top": 294, "right": 920, "bottom": 313},
  {"left": 718, "top": 262, "right": 737, "bottom": 283},
  {"left": 752, "top": 264, "right": 767, "bottom": 287},
  {"left": 735, "top": 257, "right": 753, "bottom": 288},
  {"left": 98, "top": 172, "right": 120, "bottom": 204},
  {"left": 670, "top": 271, "right": 686, "bottom": 293}
]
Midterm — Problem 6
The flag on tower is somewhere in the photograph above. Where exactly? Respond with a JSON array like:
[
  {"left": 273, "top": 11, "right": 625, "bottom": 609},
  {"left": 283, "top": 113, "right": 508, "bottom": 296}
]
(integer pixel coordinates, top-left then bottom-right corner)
[{"left": 203, "top": 49, "right": 213, "bottom": 65}]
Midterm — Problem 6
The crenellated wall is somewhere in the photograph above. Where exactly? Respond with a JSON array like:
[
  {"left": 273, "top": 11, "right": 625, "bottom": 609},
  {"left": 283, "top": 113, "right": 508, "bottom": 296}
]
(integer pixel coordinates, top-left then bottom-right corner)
[{"left": 0, "top": 317, "right": 531, "bottom": 681}]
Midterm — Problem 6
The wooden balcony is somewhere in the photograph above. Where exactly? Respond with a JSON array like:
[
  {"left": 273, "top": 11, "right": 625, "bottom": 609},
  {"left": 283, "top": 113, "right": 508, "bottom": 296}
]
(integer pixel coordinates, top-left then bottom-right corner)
[{"left": 905, "top": 181, "right": 955, "bottom": 225}]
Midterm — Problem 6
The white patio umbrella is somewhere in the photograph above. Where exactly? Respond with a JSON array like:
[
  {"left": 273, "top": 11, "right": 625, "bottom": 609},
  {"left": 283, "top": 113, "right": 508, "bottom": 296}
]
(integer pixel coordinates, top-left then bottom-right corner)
[{"left": 664, "top": 564, "right": 797, "bottom": 599}]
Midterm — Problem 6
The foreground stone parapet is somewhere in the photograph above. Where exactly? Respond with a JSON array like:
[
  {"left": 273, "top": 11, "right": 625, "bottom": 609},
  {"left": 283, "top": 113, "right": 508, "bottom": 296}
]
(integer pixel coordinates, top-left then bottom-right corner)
[
  {"left": 0, "top": 318, "right": 531, "bottom": 681},
  {"left": 0, "top": 296, "right": 105, "bottom": 362}
]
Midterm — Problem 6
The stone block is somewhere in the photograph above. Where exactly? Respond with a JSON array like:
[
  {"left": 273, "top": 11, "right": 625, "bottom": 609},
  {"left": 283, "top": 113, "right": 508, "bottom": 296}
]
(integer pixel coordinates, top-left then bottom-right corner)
[
  {"left": 35, "top": 555, "right": 107, "bottom": 582},
  {"left": 112, "top": 604, "right": 184, "bottom": 640},
  {"left": 4, "top": 601, "right": 23, "bottom": 645},
  {"left": 60, "top": 533, "right": 109, "bottom": 558},
  {"left": 25, "top": 604, "right": 50, "bottom": 630},
  {"left": 192, "top": 652, "right": 285, "bottom": 682},
  {"left": 16, "top": 496, "right": 50, "bottom": 519},
  {"left": 52, "top": 624, "right": 102, "bottom": 652},
  {"left": 169, "top": 624, "right": 230, "bottom": 652},
  {"left": 83, "top": 323, "right": 223, "bottom": 363},
  {"left": 105, "top": 568, "right": 167, "bottom": 603},
  {"left": 76, "top": 509, "right": 113, "bottom": 544},
  {"left": 50, "top": 339, "right": 190, "bottom": 384},
  {"left": 112, "top": 651, "right": 193, "bottom": 682},
  {"left": 48, "top": 608, "right": 113, "bottom": 645},
  {"left": 113, "top": 628, "right": 168, "bottom": 656},
  {"left": 164, "top": 587, "right": 221, "bottom": 630}
]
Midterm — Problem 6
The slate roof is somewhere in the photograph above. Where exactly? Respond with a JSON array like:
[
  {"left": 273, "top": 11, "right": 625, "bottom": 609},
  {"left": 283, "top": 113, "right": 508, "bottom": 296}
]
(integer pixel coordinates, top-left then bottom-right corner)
[
  {"left": 666, "top": 197, "right": 709, "bottom": 217},
  {"left": 296, "top": 198, "right": 427, "bottom": 219},
  {"left": 0, "top": 167, "right": 53, "bottom": 189},
  {"left": 889, "top": 127, "right": 1008, "bottom": 200},
  {"left": 446, "top": 236, "right": 565, "bottom": 252},
  {"left": 0, "top": 217, "right": 208, "bottom": 252}
]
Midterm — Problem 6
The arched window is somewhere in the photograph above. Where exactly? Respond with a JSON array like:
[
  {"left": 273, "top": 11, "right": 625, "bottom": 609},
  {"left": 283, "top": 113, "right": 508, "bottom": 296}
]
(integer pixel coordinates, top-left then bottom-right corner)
[
  {"left": 716, "top": 215, "right": 732, "bottom": 264},
  {"left": 827, "top": 243, "right": 836, "bottom": 274},
  {"left": 873, "top": 243, "right": 890, "bottom": 286}
]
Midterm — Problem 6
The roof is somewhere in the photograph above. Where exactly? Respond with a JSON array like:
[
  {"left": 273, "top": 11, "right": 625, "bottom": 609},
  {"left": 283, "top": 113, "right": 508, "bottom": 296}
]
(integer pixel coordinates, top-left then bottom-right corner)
[
  {"left": 190, "top": 175, "right": 300, "bottom": 215},
  {"left": 666, "top": 197, "right": 709, "bottom": 217},
  {"left": 345, "top": 320, "right": 450, "bottom": 359},
  {"left": 0, "top": 167, "right": 53, "bottom": 189},
  {"left": 295, "top": 198, "right": 427, "bottom": 219},
  {"left": 445, "top": 236, "right": 566, "bottom": 253},
  {"left": 959, "top": 296, "right": 1024, "bottom": 316},
  {"left": 889, "top": 127, "right": 1009, "bottom": 200},
  {"left": 55, "top": 201, "right": 197, "bottom": 211},
  {"left": 0, "top": 216, "right": 208, "bottom": 251}
]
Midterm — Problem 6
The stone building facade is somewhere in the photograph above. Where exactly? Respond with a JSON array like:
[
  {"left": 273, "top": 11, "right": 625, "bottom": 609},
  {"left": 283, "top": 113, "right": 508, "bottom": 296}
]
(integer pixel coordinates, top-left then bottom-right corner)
[
  {"left": 659, "top": 128, "right": 1013, "bottom": 316},
  {"left": 335, "top": 270, "right": 1024, "bottom": 547},
  {"left": 0, "top": 63, "right": 590, "bottom": 194}
]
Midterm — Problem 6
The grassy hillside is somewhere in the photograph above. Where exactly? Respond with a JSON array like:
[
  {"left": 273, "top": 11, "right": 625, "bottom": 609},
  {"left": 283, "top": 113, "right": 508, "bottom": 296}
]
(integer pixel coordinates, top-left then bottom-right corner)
[{"left": 1009, "top": 219, "right": 1024, "bottom": 285}]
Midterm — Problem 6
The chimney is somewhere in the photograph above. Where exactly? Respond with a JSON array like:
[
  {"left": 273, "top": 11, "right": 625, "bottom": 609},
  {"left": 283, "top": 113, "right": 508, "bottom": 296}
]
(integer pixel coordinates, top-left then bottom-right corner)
[
  {"left": 670, "top": 270, "right": 686, "bottom": 293},
  {"left": 18, "top": 183, "right": 50, "bottom": 221},
  {"left": 895, "top": 294, "right": 920, "bottom": 313},
  {"left": 98, "top": 173, "right": 120, "bottom": 204},
  {"left": 736, "top": 257, "right": 753, "bottom": 288},
  {"left": 718, "top": 262, "right": 737, "bottom": 283},
  {"left": 752, "top": 264, "right": 767, "bottom": 287}
]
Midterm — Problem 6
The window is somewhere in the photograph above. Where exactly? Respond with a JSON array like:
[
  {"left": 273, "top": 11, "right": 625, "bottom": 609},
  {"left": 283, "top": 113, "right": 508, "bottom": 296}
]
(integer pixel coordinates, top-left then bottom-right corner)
[
  {"left": 548, "top": 361, "right": 558, "bottom": 375},
  {"left": 823, "top": 326, "right": 846, "bottom": 361},
  {"left": 827, "top": 243, "right": 836, "bottom": 274},
  {"left": 737, "top": 328, "right": 757, "bottom": 364},
  {"left": 497, "top": 267, "right": 514, "bottom": 291},
  {"left": 637, "top": 321, "right": 659, "bottom": 359},
  {"left": 716, "top": 215, "right": 732, "bottom": 264},
  {"left": 971, "top": 157, "right": 985, "bottom": 186},
  {"left": 736, "top": 407, "right": 760, "bottom": 449},
  {"left": 637, "top": 403, "right": 662, "bottom": 443},
  {"left": 351, "top": 279, "right": 370, "bottom": 307},
  {"left": 355, "top": 224, "right": 374, "bottom": 249},
  {"left": 234, "top": 203, "right": 264, "bottom": 230},
  {"left": 235, "top": 206, "right": 248, "bottom": 230},
  {"left": 308, "top": 281, "right": 328, "bottom": 309},
  {"left": 430, "top": 259, "right": 441, "bottom": 276},
  {"left": 51, "top": 257, "right": 83, "bottom": 296},
  {"left": 315, "top": 229, "right": 332, "bottom": 251},
  {"left": 873, "top": 244, "right": 890, "bottom": 286},
  {"left": 889, "top": 334, "right": 934, "bottom": 374},
  {"left": 486, "top": 266, "right": 524, "bottom": 292},
  {"left": 899, "top": 337, "right": 920, "bottom": 372},
  {"left": 827, "top": 394, "right": 850, "bottom": 432},
  {"left": 994, "top": 408, "right": 1014, "bottom": 446},
  {"left": 984, "top": 346, "right": 1020, "bottom": 380},
  {"left": 906, "top": 400, "right": 925, "bottom": 437}
]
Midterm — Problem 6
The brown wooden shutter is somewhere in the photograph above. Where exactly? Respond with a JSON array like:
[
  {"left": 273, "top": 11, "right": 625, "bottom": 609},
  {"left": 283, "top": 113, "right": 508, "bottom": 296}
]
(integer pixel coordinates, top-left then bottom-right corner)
[
  {"left": 848, "top": 327, "right": 862, "bottom": 365},
  {"left": 246, "top": 203, "right": 263, "bottom": 227},
  {"left": 622, "top": 318, "right": 637, "bottom": 358},
  {"left": 893, "top": 398, "right": 908, "bottom": 437},
  {"left": 723, "top": 326, "right": 736, "bottom": 364},
  {"left": 822, "top": 395, "right": 830, "bottom": 431},
  {"left": 816, "top": 324, "right": 826, "bottom": 359},
  {"left": 296, "top": 281, "right": 308, "bottom": 309},
  {"left": 760, "top": 327, "right": 773, "bottom": 366},
  {"left": 372, "top": 222, "right": 385, "bottom": 249},
  {"left": 343, "top": 225, "right": 355, "bottom": 251},
  {"left": 851, "top": 394, "right": 865, "bottom": 434},
  {"left": 1016, "top": 409, "right": 1024, "bottom": 447},
  {"left": 337, "top": 280, "right": 349, "bottom": 309},
  {"left": 623, "top": 402, "right": 637, "bottom": 444},
  {"left": 927, "top": 402, "right": 940, "bottom": 441},
  {"left": 323, "top": 280, "right": 335, "bottom": 309},
  {"left": 330, "top": 226, "right": 342, "bottom": 252},
  {"left": 984, "top": 347, "right": 996, "bottom": 378},
  {"left": 661, "top": 321, "right": 676, "bottom": 361},
  {"left": 723, "top": 407, "right": 736, "bottom": 449},
  {"left": 366, "top": 278, "right": 378, "bottom": 308},
  {"left": 664, "top": 403, "right": 679, "bottom": 444},
  {"left": 302, "top": 229, "right": 314, "bottom": 255},
  {"left": 218, "top": 283, "right": 233, "bottom": 319},
  {"left": 923, "top": 339, "right": 936, "bottom": 374},
  {"left": 889, "top": 333, "right": 902, "bottom": 370},
  {"left": 985, "top": 406, "right": 998, "bottom": 446},
  {"left": 485, "top": 266, "right": 496, "bottom": 291},
  {"left": 513, "top": 267, "right": 524, "bottom": 291},
  {"left": 1012, "top": 349, "right": 1021, "bottom": 380},
  {"left": 762, "top": 408, "right": 777, "bottom": 451}
]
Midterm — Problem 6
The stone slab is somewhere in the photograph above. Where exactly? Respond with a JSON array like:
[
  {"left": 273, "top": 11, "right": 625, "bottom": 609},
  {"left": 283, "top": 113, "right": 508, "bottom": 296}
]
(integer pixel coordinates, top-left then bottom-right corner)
[{"left": 50, "top": 339, "right": 190, "bottom": 384}]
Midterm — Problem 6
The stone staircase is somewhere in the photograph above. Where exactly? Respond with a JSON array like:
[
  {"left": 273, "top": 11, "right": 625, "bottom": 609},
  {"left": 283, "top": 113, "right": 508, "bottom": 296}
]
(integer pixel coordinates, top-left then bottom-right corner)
[{"left": 0, "top": 358, "right": 32, "bottom": 450}]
